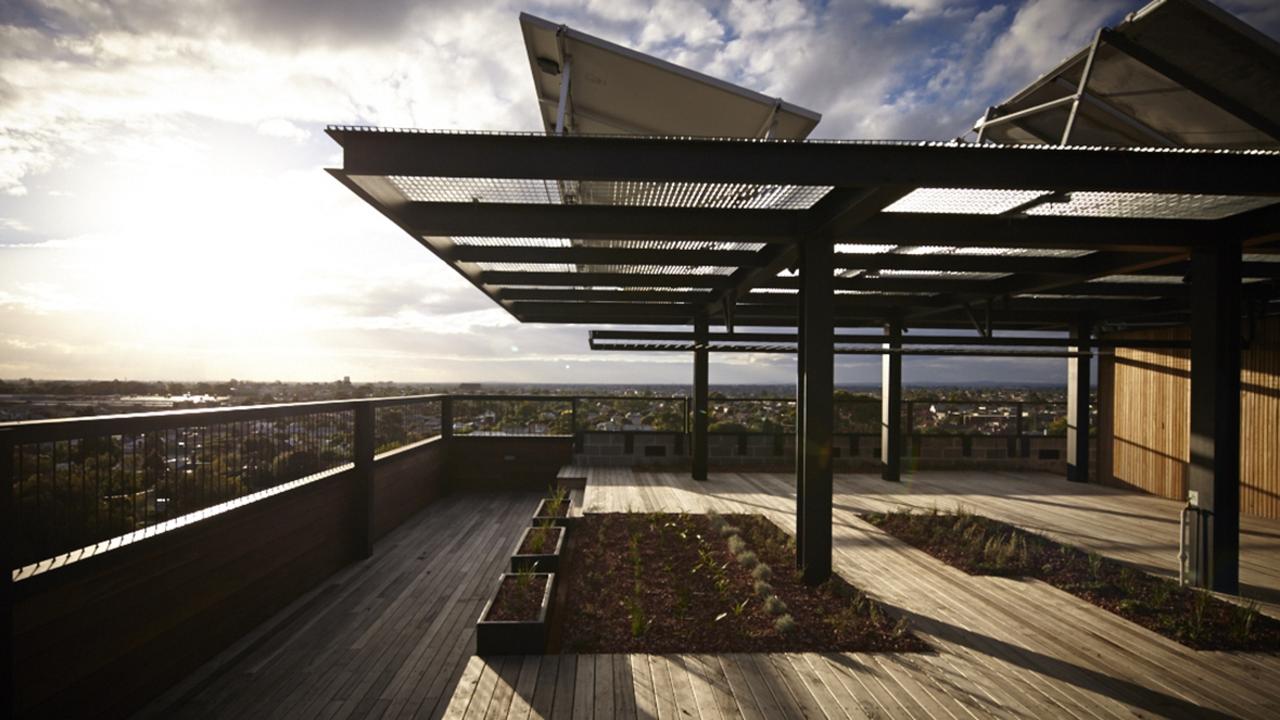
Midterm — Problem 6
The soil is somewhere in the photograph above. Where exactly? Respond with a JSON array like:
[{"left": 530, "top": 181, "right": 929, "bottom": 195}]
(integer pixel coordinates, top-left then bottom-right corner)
[
  {"left": 519, "top": 526, "right": 563, "bottom": 555},
  {"left": 559, "top": 512, "right": 929, "bottom": 654},
  {"left": 486, "top": 574, "right": 549, "bottom": 622},
  {"left": 864, "top": 510, "right": 1280, "bottom": 652},
  {"left": 537, "top": 498, "right": 569, "bottom": 518}
]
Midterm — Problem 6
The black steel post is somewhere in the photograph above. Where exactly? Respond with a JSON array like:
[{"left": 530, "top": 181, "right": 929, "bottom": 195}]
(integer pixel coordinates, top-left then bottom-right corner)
[
  {"left": 881, "top": 318, "right": 903, "bottom": 483},
  {"left": 799, "top": 240, "right": 834, "bottom": 585},
  {"left": 1, "top": 430, "right": 13, "bottom": 705},
  {"left": 692, "top": 313, "right": 709, "bottom": 482},
  {"left": 1066, "top": 319, "right": 1092, "bottom": 483},
  {"left": 440, "top": 396, "right": 454, "bottom": 441},
  {"left": 354, "top": 403, "right": 376, "bottom": 559},
  {"left": 795, "top": 264, "right": 806, "bottom": 569},
  {"left": 1187, "top": 244, "right": 1242, "bottom": 593}
]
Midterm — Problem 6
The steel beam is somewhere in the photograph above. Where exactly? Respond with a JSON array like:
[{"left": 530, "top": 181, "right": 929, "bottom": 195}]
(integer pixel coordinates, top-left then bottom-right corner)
[
  {"left": 692, "top": 314, "right": 709, "bottom": 482},
  {"left": 587, "top": 329, "right": 1194, "bottom": 348},
  {"left": 881, "top": 318, "right": 903, "bottom": 483},
  {"left": 452, "top": 245, "right": 766, "bottom": 267},
  {"left": 797, "top": 239, "right": 834, "bottom": 584},
  {"left": 1186, "top": 244, "right": 1242, "bottom": 593},
  {"left": 1066, "top": 318, "right": 1092, "bottom": 483},
  {"left": 404, "top": 202, "right": 800, "bottom": 242},
  {"left": 331, "top": 128, "right": 1280, "bottom": 195},
  {"left": 483, "top": 272, "right": 733, "bottom": 289},
  {"left": 848, "top": 214, "right": 1207, "bottom": 252}
]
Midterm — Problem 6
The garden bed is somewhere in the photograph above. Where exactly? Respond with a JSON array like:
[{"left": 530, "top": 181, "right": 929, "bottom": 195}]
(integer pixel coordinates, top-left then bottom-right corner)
[
  {"left": 476, "top": 572, "right": 554, "bottom": 655},
  {"left": 864, "top": 509, "right": 1280, "bottom": 651},
  {"left": 559, "top": 512, "right": 928, "bottom": 653},
  {"left": 511, "top": 524, "right": 565, "bottom": 572}
]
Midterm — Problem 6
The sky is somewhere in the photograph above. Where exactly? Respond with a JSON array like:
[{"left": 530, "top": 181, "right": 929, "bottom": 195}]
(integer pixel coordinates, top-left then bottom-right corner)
[{"left": 2, "top": 0, "right": 1278, "bottom": 386}]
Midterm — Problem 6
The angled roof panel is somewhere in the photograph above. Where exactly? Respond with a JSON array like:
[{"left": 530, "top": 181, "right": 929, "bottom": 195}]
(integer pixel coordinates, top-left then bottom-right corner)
[
  {"left": 519, "top": 12, "right": 821, "bottom": 140},
  {"left": 976, "top": 0, "right": 1280, "bottom": 148}
]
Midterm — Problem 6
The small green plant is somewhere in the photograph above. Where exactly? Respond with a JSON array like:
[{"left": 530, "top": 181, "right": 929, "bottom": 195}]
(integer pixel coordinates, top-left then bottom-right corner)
[
  {"left": 1231, "top": 601, "right": 1259, "bottom": 643},
  {"left": 514, "top": 564, "right": 537, "bottom": 591},
  {"left": 774, "top": 614, "right": 797, "bottom": 635},
  {"left": 526, "top": 526, "right": 549, "bottom": 554},
  {"left": 719, "top": 524, "right": 740, "bottom": 537},
  {"left": 763, "top": 595, "right": 788, "bottom": 615},
  {"left": 545, "top": 484, "right": 568, "bottom": 517},
  {"left": 628, "top": 599, "right": 647, "bottom": 638},
  {"left": 731, "top": 598, "right": 750, "bottom": 616},
  {"left": 892, "top": 616, "right": 911, "bottom": 637},
  {"left": 736, "top": 551, "right": 758, "bottom": 569},
  {"left": 1190, "top": 589, "right": 1212, "bottom": 640},
  {"left": 753, "top": 580, "right": 774, "bottom": 597},
  {"left": 727, "top": 535, "right": 746, "bottom": 554},
  {"left": 1086, "top": 551, "right": 1104, "bottom": 581},
  {"left": 1150, "top": 579, "right": 1172, "bottom": 607},
  {"left": 752, "top": 563, "right": 773, "bottom": 581}
]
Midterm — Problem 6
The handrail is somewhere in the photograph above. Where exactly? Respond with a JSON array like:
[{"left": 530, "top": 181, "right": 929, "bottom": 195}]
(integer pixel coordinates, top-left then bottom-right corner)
[{"left": 0, "top": 394, "right": 447, "bottom": 443}]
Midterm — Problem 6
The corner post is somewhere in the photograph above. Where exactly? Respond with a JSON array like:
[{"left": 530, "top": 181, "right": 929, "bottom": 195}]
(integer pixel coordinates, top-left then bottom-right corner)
[
  {"left": 1, "top": 430, "right": 13, "bottom": 704},
  {"left": 440, "top": 396, "right": 454, "bottom": 441},
  {"left": 1187, "top": 244, "right": 1242, "bottom": 593},
  {"left": 692, "top": 313, "right": 709, "bottom": 482},
  {"left": 881, "top": 318, "right": 903, "bottom": 483},
  {"left": 799, "top": 239, "right": 834, "bottom": 584},
  {"left": 353, "top": 402, "right": 376, "bottom": 559},
  {"left": 1066, "top": 319, "right": 1092, "bottom": 483}
]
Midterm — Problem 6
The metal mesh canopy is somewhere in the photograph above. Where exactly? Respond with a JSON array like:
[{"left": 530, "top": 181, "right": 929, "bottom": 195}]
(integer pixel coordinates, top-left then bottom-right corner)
[
  {"left": 974, "top": 0, "right": 1280, "bottom": 149},
  {"left": 327, "top": 128, "right": 1280, "bottom": 331}
]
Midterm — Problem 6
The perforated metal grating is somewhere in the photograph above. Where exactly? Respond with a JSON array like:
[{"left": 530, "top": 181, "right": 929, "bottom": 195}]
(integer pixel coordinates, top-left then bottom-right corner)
[
  {"left": 1024, "top": 192, "right": 1278, "bottom": 220},
  {"left": 388, "top": 176, "right": 832, "bottom": 209},
  {"left": 883, "top": 188, "right": 1052, "bottom": 215}
]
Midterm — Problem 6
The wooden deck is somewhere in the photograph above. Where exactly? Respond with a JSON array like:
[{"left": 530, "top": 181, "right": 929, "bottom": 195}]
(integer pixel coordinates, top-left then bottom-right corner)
[
  {"left": 147, "top": 471, "right": 1280, "bottom": 719},
  {"left": 141, "top": 490, "right": 544, "bottom": 720},
  {"left": 444, "top": 469, "right": 1280, "bottom": 720}
]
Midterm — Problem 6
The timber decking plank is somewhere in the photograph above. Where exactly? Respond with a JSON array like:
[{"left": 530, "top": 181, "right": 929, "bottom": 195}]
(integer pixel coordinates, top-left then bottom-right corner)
[
  {"left": 504, "top": 655, "right": 540, "bottom": 720},
  {"left": 629, "top": 654, "right": 658, "bottom": 720}
]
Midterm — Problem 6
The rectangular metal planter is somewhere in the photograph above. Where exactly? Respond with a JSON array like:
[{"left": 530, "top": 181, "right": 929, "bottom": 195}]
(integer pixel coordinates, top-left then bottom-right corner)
[
  {"left": 531, "top": 491, "right": 572, "bottom": 527},
  {"left": 475, "top": 572, "right": 554, "bottom": 656},
  {"left": 510, "top": 525, "right": 566, "bottom": 573}
]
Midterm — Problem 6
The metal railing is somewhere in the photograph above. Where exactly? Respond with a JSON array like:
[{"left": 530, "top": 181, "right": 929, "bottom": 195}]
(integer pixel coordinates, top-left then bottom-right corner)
[
  {"left": 4, "top": 395, "right": 444, "bottom": 571},
  {"left": 4, "top": 391, "right": 1084, "bottom": 573}
]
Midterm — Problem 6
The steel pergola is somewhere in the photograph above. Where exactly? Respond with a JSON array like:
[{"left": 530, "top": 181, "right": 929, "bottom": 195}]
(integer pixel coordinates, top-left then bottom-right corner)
[{"left": 329, "top": 127, "right": 1280, "bottom": 589}]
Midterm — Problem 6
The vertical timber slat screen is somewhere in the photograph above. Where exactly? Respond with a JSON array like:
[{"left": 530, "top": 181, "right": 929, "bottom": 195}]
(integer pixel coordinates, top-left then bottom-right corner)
[{"left": 1100, "top": 317, "right": 1280, "bottom": 519}]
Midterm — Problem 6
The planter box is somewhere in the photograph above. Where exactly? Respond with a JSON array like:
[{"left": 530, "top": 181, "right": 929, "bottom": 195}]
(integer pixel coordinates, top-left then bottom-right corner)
[
  {"left": 511, "top": 525, "right": 566, "bottom": 573},
  {"left": 532, "top": 492, "right": 573, "bottom": 527},
  {"left": 476, "top": 572, "right": 554, "bottom": 655}
]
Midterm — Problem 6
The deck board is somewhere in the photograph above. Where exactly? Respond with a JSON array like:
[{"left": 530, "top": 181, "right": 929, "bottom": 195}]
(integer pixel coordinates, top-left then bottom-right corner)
[{"left": 151, "top": 469, "right": 1280, "bottom": 719}]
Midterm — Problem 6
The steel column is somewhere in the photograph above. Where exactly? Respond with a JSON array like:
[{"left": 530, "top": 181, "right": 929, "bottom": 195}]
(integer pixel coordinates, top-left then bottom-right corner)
[
  {"left": 798, "top": 240, "right": 834, "bottom": 584},
  {"left": 1187, "top": 245, "right": 1242, "bottom": 593},
  {"left": 795, "top": 272, "right": 806, "bottom": 569},
  {"left": 692, "top": 314, "right": 709, "bottom": 482},
  {"left": 1066, "top": 319, "right": 1092, "bottom": 483},
  {"left": 881, "top": 319, "right": 903, "bottom": 483}
]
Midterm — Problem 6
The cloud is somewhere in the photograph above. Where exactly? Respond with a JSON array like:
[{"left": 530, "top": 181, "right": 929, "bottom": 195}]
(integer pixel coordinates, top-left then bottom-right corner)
[
  {"left": 2, "top": 0, "right": 1276, "bottom": 382},
  {"left": 980, "top": 0, "right": 1126, "bottom": 93}
]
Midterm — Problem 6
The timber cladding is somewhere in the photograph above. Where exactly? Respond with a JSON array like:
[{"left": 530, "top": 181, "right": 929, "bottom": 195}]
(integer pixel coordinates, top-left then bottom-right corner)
[
  {"left": 372, "top": 438, "right": 447, "bottom": 540},
  {"left": 447, "top": 436, "right": 574, "bottom": 491},
  {"left": 1098, "top": 316, "right": 1280, "bottom": 519}
]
